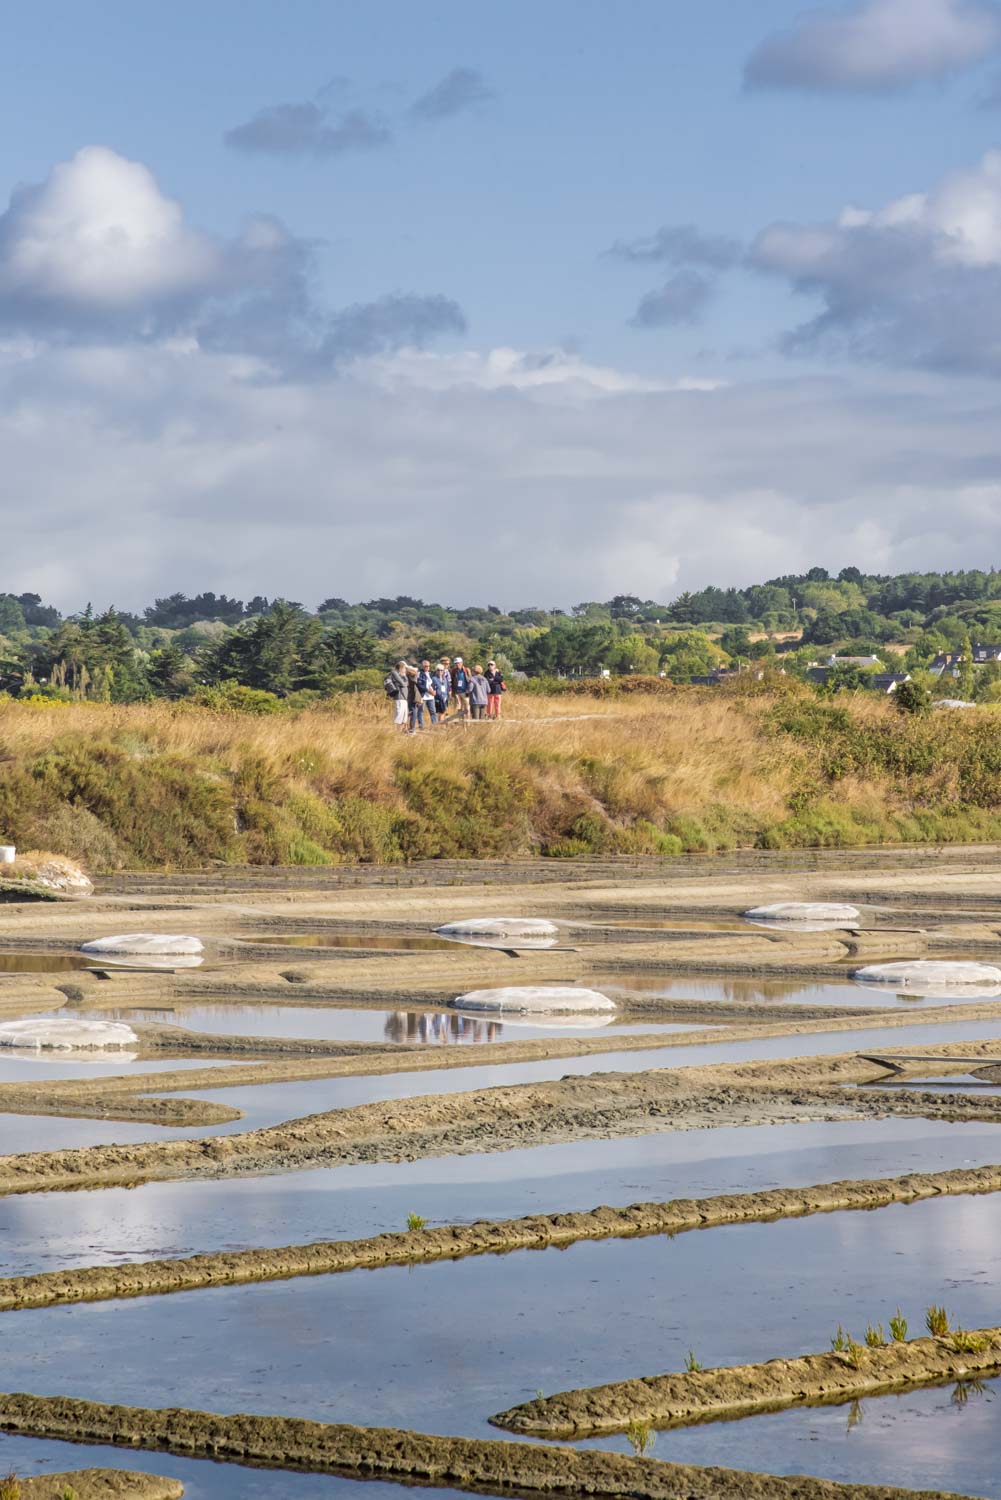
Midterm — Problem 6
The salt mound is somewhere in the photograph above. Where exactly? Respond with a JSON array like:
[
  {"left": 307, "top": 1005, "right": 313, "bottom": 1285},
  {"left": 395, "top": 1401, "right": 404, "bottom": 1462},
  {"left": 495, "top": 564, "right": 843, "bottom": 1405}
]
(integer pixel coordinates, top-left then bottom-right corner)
[
  {"left": 94, "top": 953, "right": 204, "bottom": 970},
  {"left": 81, "top": 933, "right": 204, "bottom": 956},
  {"left": 437, "top": 918, "right": 559, "bottom": 939},
  {"left": 854, "top": 960, "right": 1001, "bottom": 996},
  {"left": 451, "top": 986, "right": 616, "bottom": 1015},
  {"left": 745, "top": 903, "right": 860, "bottom": 924},
  {"left": 441, "top": 932, "right": 558, "bottom": 951},
  {"left": 0, "top": 1017, "right": 138, "bottom": 1050}
]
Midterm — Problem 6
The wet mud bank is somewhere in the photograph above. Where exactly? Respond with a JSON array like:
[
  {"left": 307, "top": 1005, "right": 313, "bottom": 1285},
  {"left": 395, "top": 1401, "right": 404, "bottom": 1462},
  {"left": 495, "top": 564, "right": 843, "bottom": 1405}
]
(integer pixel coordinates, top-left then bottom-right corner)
[
  {"left": 8, "top": 1049, "right": 1001, "bottom": 1192},
  {"left": 2, "top": 1162, "right": 1000, "bottom": 1311},
  {"left": 2, "top": 1051, "right": 999, "bottom": 1195},
  {"left": 494, "top": 1327, "right": 1001, "bottom": 1437},
  {"left": 6, "top": 1015, "right": 1001, "bottom": 1132},
  {"left": 0, "top": 1394, "right": 973, "bottom": 1500},
  {"left": 14, "top": 1474, "right": 183, "bottom": 1499}
]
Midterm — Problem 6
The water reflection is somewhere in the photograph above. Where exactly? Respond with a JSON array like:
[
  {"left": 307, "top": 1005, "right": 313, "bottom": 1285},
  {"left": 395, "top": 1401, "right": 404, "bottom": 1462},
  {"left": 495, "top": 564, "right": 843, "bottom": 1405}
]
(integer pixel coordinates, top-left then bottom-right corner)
[
  {"left": 237, "top": 932, "right": 459, "bottom": 952},
  {"left": 0, "top": 952, "right": 97, "bottom": 973},
  {"left": 383, "top": 1010, "right": 504, "bottom": 1045}
]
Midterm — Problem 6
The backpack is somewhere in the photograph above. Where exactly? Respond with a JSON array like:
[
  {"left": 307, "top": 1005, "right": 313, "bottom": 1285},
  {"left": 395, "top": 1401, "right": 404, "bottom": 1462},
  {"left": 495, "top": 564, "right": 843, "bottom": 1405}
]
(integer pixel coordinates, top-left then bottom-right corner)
[{"left": 384, "top": 673, "right": 399, "bottom": 698}]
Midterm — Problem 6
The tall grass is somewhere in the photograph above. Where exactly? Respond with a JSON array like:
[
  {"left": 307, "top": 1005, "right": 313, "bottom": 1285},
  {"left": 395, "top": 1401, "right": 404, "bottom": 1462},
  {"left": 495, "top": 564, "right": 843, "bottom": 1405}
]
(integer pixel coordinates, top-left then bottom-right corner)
[{"left": 1, "top": 687, "right": 1000, "bottom": 869}]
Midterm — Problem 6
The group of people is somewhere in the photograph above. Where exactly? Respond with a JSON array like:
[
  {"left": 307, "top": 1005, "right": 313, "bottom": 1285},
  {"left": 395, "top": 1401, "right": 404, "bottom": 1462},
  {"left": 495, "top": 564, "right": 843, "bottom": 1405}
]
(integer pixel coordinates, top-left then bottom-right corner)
[{"left": 384, "top": 655, "right": 506, "bottom": 732}]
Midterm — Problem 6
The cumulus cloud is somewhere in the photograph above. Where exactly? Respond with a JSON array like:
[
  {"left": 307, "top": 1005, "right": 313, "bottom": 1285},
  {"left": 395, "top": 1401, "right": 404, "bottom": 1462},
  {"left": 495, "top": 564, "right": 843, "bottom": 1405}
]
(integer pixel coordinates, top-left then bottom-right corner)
[
  {"left": 606, "top": 223, "right": 742, "bottom": 270},
  {"left": 4, "top": 332, "right": 996, "bottom": 612},
  {"left": 0, "top": 147, "right": 222, "bottom": 326},
  {"left": 0, "top": 146, "right": 464, "bottom": 374},
  {"left": 629, "top": 271, "right": 716, "bottom": 328},
  {"left": 745, "top": 0, "right": 1001, "bottom": 92},
  {"left": 409, "top": 67, "right": 494, "bottom": 122},
  {"left": 224, "top": 103, "right": 391, "bottom": 157},
  {"left": 751, "top": 148, "right": 1001, "bottom": 371}
]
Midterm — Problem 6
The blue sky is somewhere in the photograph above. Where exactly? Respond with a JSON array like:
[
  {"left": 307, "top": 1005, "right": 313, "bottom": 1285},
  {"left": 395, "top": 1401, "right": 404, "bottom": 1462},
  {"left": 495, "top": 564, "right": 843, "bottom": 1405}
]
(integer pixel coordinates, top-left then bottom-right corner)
[{"left": 2, "top": 0, "right": 1001, "bottom": 609}]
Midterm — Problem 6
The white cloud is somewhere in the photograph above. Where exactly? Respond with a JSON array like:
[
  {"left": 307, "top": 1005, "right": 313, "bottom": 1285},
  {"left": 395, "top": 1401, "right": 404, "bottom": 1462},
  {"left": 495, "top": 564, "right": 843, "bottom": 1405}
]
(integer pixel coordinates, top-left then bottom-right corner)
[
  {"left": 745, "top": 0, "right": 1001, "bottom": 92},
  {"left": 0, "top": 147, "right": 222, "bottom": 318},
  {"left": 752, "top": 149, "right": 1001, "bottom": 370},
  {"left": 354, "top": 346, "right": 720, "bottom": 396},
  {"left": 0, "top": 147, "right": 465, "bottom": 371},
  {"left": 0, "top": 337, "right": 999, "bottom": 610}
]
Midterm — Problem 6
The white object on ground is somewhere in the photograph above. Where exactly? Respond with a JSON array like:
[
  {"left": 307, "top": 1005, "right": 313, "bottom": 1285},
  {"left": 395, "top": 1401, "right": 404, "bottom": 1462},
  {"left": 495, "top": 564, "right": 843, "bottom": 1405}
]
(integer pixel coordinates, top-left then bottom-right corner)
[
  {"left": 451, "top": 985, "right": 616, "bottom": 1014},
  {"left": 0, "top": 1017, "right": 138, "bottom": 1049},
  {"left": 745, "top": 902, "right": 860, "bottom": 924},
  {"left": 93, "top": 953, "right": 204, "bottom": 970},
  {"left": 934, "top": 699, "right": 976, "bottom": 709},
  {"left": 853, "top": 960, "right": 1001, "bottom": 999},
  {"left": 0, "top": 846, "right": 14, "bottom": 864},
  {"left": 437, "top": 917, "right": 559, "bottom": 938},
  {"left": 441, "top": 932, "right": 558, "bottom": 950},
  {"left": 81, "top": 933, "right": 204, "bottom": 955}
]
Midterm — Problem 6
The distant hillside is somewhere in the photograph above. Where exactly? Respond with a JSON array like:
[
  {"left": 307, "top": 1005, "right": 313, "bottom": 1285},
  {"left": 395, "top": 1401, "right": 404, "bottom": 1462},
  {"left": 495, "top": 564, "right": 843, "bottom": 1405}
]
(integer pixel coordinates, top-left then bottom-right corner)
[{"left": 3, "top": 567, "right": 1001, "bottom": 703}]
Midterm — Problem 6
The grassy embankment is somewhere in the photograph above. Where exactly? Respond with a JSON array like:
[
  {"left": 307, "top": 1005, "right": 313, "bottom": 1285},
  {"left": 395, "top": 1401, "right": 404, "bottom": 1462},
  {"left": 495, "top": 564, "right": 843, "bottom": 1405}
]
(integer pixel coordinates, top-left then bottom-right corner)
[{"left": 2, "top": 687, "right": 1001, "bottom": 869}]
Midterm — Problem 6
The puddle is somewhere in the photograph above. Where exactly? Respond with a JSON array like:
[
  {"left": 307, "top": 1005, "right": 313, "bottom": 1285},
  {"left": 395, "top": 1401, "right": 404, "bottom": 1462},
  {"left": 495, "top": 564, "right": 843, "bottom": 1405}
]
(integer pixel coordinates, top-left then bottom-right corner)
[
  {"left": 236, "top": 931, "right": 463, "bottom": 952},
  {"left": 0, "top": 1114, "right": 997, "bottom": 1277},
  {"left": 2, "top": 1195, "right": 1000, "bottom": 1445},
  {"left": 610, "top": 1376, "right": 1001, "bottom": 1500},
  {"left": 0, "top": 952, "right": 98, "bottom": 973},
  {"left": 602, "top": 973, "right": 1001, "bottom": 1009},
  {"left": 0, "top": 1432, "right": 492, "bottom": 1500},
  {"left": 107, "top": 1003, "right": 700, "bottom": 1046}
]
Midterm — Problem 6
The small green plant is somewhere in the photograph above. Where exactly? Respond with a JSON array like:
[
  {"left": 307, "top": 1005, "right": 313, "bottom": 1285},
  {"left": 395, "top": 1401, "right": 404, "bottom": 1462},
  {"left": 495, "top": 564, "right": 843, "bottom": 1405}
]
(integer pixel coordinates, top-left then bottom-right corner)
[
  {"left": 406, "top": 1212, "right": 427, "bottom": 1232},
  {"left": 926, "top": 1305, "right": 951, "bottom": 1337},
  {"left": 684, "top": 1349, "right": 704, "bottom": 1373},
  {"left": 889, "top": 1310, "right": 908, "bottom": 1343},
  {"left": 536, "top": 1389, "right": 544, "bottom": 1400},
  {"left": 864, "top": 1322, "right": 884, "bottom": 1348},
  {"left": 625, "top": 1418, "right": 654, "bottom": 1456},
  {"left": 951, "top": 1328, "right": 988, "bottom": 1354},
  {"left": 0, "top": 1473, "right": 21, "bottom": 1500},
  {"left": 59, "top": 1489, "right": 78, "bottom": 1500},
  {"left": 831, "top": 1324, "right": 849, "bottom": 1352},
  {"left": 845, "top": 1338, "right": 867, "bottom": 1370}
]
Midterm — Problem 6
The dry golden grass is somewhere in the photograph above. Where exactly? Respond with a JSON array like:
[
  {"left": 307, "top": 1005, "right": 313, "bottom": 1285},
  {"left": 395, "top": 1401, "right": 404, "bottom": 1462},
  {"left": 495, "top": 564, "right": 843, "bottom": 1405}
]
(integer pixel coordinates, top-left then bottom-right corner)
[{"left": 2, "top": 688, "right": 998, "bottom": 867}]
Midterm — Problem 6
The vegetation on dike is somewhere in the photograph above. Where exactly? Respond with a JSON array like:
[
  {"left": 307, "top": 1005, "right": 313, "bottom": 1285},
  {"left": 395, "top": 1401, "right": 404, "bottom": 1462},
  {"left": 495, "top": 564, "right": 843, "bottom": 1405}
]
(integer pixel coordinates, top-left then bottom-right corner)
[{"left": 3, "top": 683, "right": 1001, "bottom": 870}]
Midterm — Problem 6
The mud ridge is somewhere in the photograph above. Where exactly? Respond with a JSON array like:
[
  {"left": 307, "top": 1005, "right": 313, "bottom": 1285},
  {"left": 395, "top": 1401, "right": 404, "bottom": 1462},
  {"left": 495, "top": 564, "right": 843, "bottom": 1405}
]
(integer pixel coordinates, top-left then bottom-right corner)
[
  {"left": 2, "top": 1163, "right": 1001, "bottom": 1310},
  {"left": 2, "top": 1056, "right": 1000, "bottom": 1195},
  {"left": 493, "top": 1327, "right": 1001, "bottom": 1437},
  {"left": 0, "top": 1393, "right": 975, "bottom": 1500},
  {"left": 15, "top": 1473, "right": 183, "bottom": 1499}
]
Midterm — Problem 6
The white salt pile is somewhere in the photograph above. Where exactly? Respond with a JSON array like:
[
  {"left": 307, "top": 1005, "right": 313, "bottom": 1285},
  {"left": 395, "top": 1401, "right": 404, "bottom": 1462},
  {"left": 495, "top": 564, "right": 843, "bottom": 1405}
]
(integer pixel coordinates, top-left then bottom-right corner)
[
  {"left": 745, "top": 903, "right": 860, "bottom": 924},
  {"left": 853, "top": 960, "right": 1001, "bottom": 998},
  {"left": 450, "top": 986, "right": 616, "bottom": 1014},
  {"left": 437, "top": 918, "right": 558, "bottom": 938},
  {"left": 0, "top": 1017, "right": 138, "bottom": 1050},
  {"left": 81, "top": 934, "right": 204, "bottom": 956}
]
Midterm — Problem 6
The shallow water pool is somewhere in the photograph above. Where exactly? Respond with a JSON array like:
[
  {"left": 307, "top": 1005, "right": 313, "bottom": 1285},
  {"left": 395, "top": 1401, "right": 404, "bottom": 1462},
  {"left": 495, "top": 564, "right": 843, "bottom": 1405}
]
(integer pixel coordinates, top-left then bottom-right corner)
[
  {"left": 107, "top": 1002, "right": 703, "bottom": 1046},
  {"left": 0, "top": 1114, "right": 997, "bottom": 1276},
  {"left": 608, "top": 1376, "right": 1001, "bottom": 1499},
  {"left": 601, "top": 972, "right": 1001, "bottom": 1009},
  {"left": 2, "top": 1193, "right": 1000, "bottom": 1442}
]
